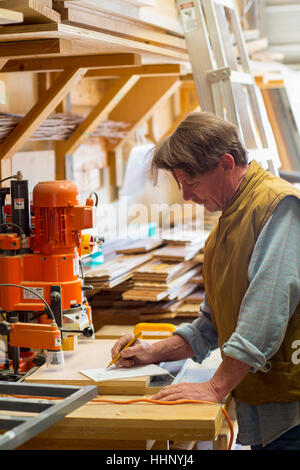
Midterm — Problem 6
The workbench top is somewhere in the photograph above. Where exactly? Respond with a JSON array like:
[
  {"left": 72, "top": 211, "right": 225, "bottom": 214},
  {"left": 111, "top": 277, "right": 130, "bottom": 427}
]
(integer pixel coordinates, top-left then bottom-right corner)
[{"left": 17, "top": 394, "right": 224, "bottom": 449}]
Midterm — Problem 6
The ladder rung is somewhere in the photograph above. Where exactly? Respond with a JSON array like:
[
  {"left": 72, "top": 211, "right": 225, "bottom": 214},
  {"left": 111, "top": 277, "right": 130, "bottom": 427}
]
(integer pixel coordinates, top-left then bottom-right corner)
[
  {"left": 230, "top": 71, "right": 254, "bottom": 85},
  {"left": 213, "top": 0, "right": 234, "bottom": 10}
]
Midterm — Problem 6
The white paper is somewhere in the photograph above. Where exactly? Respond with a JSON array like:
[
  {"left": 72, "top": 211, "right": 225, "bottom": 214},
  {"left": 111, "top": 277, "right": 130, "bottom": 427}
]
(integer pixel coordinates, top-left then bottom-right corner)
[{"left": 79, "top": 364, "right": 170, "bottom": 382}]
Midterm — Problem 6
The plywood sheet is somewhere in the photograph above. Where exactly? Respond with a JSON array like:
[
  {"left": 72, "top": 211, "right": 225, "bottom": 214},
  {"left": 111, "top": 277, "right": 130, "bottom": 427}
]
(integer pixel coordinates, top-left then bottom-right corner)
[{"left": 25, "top": 339, "right": 152, "bottom": 395}]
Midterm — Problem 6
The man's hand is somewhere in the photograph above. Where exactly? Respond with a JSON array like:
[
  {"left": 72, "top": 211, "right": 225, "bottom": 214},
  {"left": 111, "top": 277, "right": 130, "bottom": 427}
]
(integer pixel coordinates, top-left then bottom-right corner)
[
  {"left": 151, "top": 381, "right": 222, "bottom": 403},
  {"left": 111, "top": 333, "right": 195, "bottom": 368},
  {"left": 152, "top": 355, "right": 251, "bottom": 403},
  {"left": 111, "top": 334, "right": 157, "bottom": 368}
]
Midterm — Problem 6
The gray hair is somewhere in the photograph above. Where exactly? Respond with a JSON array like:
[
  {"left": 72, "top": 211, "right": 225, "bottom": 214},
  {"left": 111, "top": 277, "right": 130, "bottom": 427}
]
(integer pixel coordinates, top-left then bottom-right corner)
[{"left": 150, "top": 112, "right": 248, "bottom": 183}]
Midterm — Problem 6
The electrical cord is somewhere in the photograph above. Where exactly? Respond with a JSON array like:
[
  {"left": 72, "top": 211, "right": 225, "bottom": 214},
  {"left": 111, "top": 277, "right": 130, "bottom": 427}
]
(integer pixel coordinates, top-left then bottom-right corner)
[
  {"left": 88, "top": 191, "right": 99, "bottom": 207},
  {"left": 0, "top": 173, "right": 22, "bottom": 185},
  {"left": 0, "top": 284, "right": 56, "bottom": 323},
  {"left": 1, "top": 394, "right": 234, "bottom": 450},
  {"left": 0, "top": 222, "right": 25, "bottom": 236}
]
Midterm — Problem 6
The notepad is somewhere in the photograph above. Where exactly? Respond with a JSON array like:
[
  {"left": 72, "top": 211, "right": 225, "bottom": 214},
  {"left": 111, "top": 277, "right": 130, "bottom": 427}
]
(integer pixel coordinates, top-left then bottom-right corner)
[{"left": 79, "top": 364, "right": 171, "bottom": 382}]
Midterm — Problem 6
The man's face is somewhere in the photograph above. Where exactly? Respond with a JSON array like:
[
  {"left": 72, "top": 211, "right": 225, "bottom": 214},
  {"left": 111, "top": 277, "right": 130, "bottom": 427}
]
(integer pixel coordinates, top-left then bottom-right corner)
[{"left": 173, "top": 158, "right": 235, "bottom": 212}]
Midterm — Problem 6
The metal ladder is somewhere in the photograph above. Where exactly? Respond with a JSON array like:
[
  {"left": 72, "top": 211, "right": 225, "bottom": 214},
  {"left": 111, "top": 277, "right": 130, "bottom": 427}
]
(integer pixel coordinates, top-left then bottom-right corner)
[{"left": 177, "top": 0, "right": 280, "bottom": 175}]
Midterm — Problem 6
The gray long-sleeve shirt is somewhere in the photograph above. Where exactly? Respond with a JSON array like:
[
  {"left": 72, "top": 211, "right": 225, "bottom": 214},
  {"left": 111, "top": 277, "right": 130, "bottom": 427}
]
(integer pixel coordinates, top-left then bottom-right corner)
[{"left": 174, "top": 196, "right": 300, "bottom": 446}]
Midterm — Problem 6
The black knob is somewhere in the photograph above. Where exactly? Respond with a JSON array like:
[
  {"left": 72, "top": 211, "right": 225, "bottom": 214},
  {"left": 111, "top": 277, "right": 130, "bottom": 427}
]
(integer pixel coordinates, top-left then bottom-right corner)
[
  {"left": 82, "top": 285, "right": 94, "bottom": 291},
  {"left": 82, "top": 326, "right": 94, "bottom": 337}
]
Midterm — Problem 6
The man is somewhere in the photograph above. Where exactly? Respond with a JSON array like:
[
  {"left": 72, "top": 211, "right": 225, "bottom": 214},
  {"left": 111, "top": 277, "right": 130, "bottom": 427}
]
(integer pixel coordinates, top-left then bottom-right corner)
[{"left": 111, "top": 112, "right": 300, "bottom": 450}]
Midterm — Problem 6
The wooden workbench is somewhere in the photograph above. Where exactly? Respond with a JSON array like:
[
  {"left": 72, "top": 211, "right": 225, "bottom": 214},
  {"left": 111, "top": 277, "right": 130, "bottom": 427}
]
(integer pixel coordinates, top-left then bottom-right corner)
[
  {"left": 21, "top": 337, "right": 232, "bottom": 450},
  {"left": 25, "top": 338, "right": 160, "bottom": 395},
  {"left": 17, "top": 393, "right": 226, "bottom": 450}
]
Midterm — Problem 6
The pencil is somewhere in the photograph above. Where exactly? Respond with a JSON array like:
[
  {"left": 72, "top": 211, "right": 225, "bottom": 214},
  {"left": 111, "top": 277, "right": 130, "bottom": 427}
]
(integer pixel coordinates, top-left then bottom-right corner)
[{"left": 105, "top": 331, "right": 142, "bottom": 369}]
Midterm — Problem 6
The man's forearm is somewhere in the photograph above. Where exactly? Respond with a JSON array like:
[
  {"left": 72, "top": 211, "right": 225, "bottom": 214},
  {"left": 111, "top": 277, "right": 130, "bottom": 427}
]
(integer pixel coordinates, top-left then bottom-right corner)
[
  {"left": 210, "top": 354, "right": 251, "bottom": 401},
  {"left": 151, "top": 334, "right": 195, "bottom": 363}
]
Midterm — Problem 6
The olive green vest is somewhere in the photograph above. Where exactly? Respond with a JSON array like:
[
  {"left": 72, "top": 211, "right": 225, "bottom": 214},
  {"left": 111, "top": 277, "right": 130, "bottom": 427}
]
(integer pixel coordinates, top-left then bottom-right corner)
[{"left": 203, "top": 160, "right": 300, "bottom": 405}]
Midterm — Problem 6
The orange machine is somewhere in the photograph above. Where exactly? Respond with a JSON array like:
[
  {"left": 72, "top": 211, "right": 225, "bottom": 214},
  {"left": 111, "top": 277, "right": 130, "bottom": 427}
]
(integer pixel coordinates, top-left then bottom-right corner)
[{"left": 0, "top": 175, "right": 95, "bottom": 379}]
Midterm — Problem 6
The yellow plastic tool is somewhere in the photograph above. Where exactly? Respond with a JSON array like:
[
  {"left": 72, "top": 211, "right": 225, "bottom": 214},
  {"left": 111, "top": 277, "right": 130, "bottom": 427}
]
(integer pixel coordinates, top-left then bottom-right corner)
[{"left": 133, "top": 322, "right": 176, "bottom": 340}]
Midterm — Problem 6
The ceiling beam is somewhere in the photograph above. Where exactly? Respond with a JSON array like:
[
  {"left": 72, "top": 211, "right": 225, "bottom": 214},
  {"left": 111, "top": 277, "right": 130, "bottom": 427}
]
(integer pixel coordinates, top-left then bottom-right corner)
[{"left": 1, "top": 53, "right": 142, "bottom": 72}]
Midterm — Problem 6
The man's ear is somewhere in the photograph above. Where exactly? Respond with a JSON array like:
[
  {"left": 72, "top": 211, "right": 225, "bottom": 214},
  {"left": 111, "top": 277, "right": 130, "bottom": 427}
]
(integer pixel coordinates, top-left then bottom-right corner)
[{"left": 219, "top": 153, "right": 235, "bottom": 171}]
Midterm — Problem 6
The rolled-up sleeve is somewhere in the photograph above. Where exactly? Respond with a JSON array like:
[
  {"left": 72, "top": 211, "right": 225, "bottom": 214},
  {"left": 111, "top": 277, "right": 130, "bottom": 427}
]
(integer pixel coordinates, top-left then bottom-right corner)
[
  {"left": 174, "top": 295, "right": 219, "bottom": 363},
  {"left": 222, "top": 195, "right": 300, "bottom": 371}
]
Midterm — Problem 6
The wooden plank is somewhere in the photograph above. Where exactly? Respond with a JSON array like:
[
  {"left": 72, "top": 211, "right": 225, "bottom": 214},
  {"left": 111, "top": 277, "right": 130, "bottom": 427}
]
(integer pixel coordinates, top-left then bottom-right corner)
[
  {"left": 0, "top": 57, "right": 7, "bottom": 71},
  {"left": 25, "top": 339, "right": 152, "bottom": 395},
  {"left": 0, "top": 7, "right": 23, "bottom": 24},
  {"left": 85, "top": 254, "right": 152, "bottom": 282},
  {"left": 95, "top": 324, "right": 176, "bottom": 340},
  {"left": 0, "top": 0, "right": 61, "bottom": 23},
  {"left": 0, "top": 67, "right": 86, "bottom": 167},
  {"left": 95, "top": 324, "right": 135, "bottom": 339},
  {"left": 85, "top": 63, "right": 183, "bottom": 79},
  {"left": 132, "top": 258, "right": 201, "bottom": 283},
  {"left": 152, "top": 246, "right": 204, "bottom": 262},
  {"left": 58, "top": 74, "right": 140, "bottom": 156},
  {"left": 0, "top": 39, "right": 68, "bottom": 58},
  {"left": 15, "top": 393, "right": 223, "bottom": 442},
  {"left": 58, "top": 3, "right": 186, "bottom": 51},
  {"left": 54, "top": 0, "right": 181, "bottom": 34},
  {"left": 3, "top": 53, "right": 142, "bottom": 73},
  {"left": 0, "top": 23, "right": 189, "bottom": 62},
  {"left": 115, "top": 239, "right": 163, "bottom": 255},
  {"left": 162, "top": 229, "right": 206, "bottom": 246}
]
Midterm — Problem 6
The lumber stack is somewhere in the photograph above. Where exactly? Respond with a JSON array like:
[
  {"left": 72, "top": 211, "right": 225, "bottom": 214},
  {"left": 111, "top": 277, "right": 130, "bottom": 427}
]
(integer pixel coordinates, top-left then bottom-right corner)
[
  {"left": 84, "top": 253, "right": 153, "bottom": 292},
  {"left": 122, "top": 255, "right": 203, "bottom": 302},
  {"left": 86, "top": 233, "right": 206, "bottom": 328}
]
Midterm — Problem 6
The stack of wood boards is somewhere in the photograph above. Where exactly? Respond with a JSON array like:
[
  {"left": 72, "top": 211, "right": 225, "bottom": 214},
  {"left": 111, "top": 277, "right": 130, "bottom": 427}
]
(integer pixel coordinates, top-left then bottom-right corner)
[
  {"left": 115, "top": 238, "right": 164, "bottom": 254},
  {"left": 122, "top": 255, "right": 203, "bottom": 302},
  {"left": 84, "top": 253, "right": 153, "bottom": 292},
  {"left": 51, "top": 0, "right": 187, "bottom": 55},
  {"left": 85, "top": 232, "right": 206, "bottom": 327}
]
